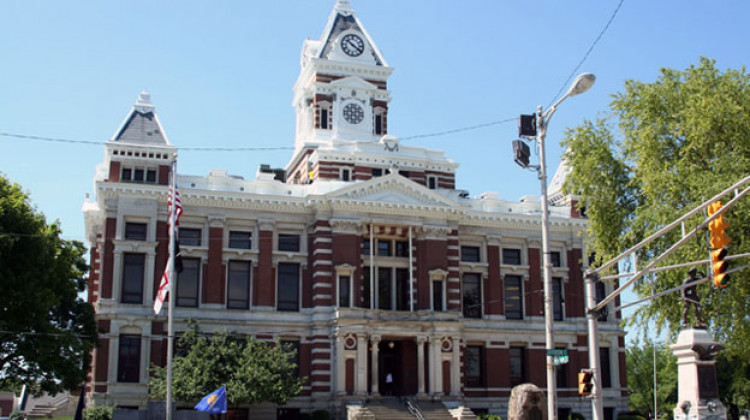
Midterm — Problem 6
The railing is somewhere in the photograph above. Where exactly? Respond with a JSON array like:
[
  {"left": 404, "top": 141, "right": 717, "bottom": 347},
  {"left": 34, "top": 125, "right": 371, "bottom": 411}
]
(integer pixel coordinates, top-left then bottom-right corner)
[{"left": 404, "top": 397, "right": 426, "bottom": 420}]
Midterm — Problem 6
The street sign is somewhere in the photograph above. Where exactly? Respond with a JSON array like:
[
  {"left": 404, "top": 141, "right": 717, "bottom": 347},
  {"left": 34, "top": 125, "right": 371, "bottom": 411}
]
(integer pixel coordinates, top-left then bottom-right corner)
[
  {"left": 546, "top": 349, "right": 568, "bottom": 357},
  {"left": 553, "top": 355, "right": 569, "bottom": 366}
]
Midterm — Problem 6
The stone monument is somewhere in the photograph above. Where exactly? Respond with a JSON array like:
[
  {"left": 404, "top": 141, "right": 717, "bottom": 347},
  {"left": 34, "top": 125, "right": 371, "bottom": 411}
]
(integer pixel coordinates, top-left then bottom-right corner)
[{"left": 671, "top": 328, "right": 726, "bottom": 420}]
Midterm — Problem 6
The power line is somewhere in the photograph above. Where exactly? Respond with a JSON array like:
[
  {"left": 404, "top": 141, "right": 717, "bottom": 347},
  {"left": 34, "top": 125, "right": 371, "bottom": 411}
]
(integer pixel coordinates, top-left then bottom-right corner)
[{"left": 547, "top": 0, "right": 626, "bottom": 107}]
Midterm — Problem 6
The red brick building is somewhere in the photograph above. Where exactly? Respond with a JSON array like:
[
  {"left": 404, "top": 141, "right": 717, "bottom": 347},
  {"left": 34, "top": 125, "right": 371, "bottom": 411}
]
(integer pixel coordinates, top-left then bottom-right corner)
[{"left": 83, "top": 1, "right": 627, "bottom": 418}]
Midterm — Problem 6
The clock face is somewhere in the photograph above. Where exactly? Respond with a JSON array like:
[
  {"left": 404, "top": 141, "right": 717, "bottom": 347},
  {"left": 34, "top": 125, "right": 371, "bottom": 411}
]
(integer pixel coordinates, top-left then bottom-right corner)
[
  {"left": 343, "top": 103, "right": 364, "bottom": 124},
  {"left": 340, "top": 33, "right": 365, "bottom": 57}
]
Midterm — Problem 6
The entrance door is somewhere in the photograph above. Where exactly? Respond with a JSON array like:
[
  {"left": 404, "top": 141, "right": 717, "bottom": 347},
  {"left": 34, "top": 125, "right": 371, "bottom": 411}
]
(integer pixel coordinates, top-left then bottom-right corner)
[{"left": 378, "top": 340, "right": 418, "bottom": 396}]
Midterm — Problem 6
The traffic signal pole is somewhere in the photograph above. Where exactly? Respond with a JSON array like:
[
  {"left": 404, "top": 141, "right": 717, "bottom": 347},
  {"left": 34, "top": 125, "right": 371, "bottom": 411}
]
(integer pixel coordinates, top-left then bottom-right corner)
[{"left": 582, "top": 174, "right": 750, "bottom": 420}]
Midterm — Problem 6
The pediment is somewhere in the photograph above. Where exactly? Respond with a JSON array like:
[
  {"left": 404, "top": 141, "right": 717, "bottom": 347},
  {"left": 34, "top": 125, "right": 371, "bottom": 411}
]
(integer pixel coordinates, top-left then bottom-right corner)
[
  {"left": 329, "top": 76, "right": 377, "bottom": 90},
  {"left": 326, "top": 174, "right": 461, "bottom": 208}
]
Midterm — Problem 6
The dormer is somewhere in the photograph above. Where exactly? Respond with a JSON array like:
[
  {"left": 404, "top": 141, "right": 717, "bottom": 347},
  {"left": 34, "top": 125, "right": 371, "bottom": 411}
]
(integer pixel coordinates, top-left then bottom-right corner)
[{"left": 104, "top": 91, "right": 176, "bottom": 185}]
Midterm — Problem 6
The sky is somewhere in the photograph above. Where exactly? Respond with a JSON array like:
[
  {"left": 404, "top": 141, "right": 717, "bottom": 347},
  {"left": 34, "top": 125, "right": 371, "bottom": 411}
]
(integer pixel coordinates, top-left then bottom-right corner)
[{"left": 2, "top": 0, "right": 749, "bottom": 335}]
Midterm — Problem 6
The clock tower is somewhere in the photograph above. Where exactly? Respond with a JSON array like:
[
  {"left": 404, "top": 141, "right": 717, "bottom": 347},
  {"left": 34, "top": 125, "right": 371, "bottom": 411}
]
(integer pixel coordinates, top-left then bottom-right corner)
[{"left": 289, "top": 0, "right": 393, "bottom": 157}]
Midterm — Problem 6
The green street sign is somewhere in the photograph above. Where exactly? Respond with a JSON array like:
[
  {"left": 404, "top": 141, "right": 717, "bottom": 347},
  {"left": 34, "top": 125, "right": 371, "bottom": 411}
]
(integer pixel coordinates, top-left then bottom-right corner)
[
  {"left": 547, "top": 349, "right": 568, "bottom": 357},
  {"left": 553, "top": 355, "right": 569, "bottom": 366}
]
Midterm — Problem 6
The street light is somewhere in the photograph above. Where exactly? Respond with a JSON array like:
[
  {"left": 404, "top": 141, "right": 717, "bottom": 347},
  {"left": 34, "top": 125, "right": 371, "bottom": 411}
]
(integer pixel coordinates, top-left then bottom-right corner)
[{"left": 516, "top": 72, "right": 595, "bottom": 420}]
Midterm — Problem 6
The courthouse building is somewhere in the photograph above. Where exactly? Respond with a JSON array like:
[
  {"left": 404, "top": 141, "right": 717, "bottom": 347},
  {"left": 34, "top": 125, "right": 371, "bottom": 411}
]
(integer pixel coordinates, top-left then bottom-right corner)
[{"left": 82, "top": 1, "right": 628, "bottom": 418}]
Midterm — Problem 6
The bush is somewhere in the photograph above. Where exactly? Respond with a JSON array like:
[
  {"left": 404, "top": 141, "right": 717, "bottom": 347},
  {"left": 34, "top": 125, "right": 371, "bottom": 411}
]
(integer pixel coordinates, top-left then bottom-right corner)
[
  {"left": 9, "top": 410, "right": 24, "bottom": 420},
  {"left": 617, "top": 415, "right": 647, "bottom": 420},
  {"left": 82, "top": 405, "right": 113, "bottom": 420},
  {"left": 311, "top": 410, "right": 330, "bottom": 420},
  {"left": 478, "top": 414, "right": 503, "bottom": 420}
]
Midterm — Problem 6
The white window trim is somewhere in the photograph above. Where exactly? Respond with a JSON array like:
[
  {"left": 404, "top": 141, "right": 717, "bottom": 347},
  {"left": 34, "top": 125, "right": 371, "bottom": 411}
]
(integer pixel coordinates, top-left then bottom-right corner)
[
  {"left": 429, "top": 269, "right": 448, "bottom": 311},
  {"left": 339, "top": 167, "right": 352, "bottom": 182},
  {"left": 427, "top": 175, "right": 438, "bottom": 190},
  {"left": 335, "top": 264, "right": 356, "bottom": 308}
]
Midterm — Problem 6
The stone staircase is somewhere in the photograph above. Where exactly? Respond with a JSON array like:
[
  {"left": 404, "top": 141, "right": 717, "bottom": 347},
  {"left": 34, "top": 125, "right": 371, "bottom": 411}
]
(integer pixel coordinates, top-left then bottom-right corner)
[
  {"left": 348, "top": 398, "right": 476, "bottom": 420},
  {"left": 24, "top": 392, "right": 71, "bottom": 419},
  {"left": 413, "top": 400, "right": 455, "bottom": 419},
  {"left": 362, "top": 398, "right": 415, "bottom": 419}
]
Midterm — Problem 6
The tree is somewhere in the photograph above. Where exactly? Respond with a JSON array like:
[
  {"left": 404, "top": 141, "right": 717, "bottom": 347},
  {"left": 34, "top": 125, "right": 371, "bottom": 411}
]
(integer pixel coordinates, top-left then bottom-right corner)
[
  {"left": 562, "top": 58, "right": 750, "bottom": 415},
  {"left": 626, "top": 338, "right": 677, "bottom": 419},
  {"left": 149, "top": 324, "right": 304, "bottom": 407},
  {"left": 0, "top": 174, "right": 98, "bottom": 395}
]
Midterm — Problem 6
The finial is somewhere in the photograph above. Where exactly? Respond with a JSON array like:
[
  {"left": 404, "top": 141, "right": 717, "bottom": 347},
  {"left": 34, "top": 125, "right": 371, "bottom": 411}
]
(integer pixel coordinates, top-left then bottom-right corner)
[
  {"left": 334, "top": 0, "right": 355, "bottom": 13},
  {"left": 134, "top": 90, "right": 155, "bottom": 113}
]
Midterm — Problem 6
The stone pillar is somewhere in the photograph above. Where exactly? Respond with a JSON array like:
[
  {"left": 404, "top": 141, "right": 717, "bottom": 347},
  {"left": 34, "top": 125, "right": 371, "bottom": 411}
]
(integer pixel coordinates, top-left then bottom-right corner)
[
  {"left": 416, "top": 337, "right": 427, "bottom": 397},
  {"left": 429, "top": 338, "right": 443, "bottom": 396},
  {"left": 335, "top": 334, "right": 346, "bottom": 396},
  {"left": 370, "top": 335, "right": 380, "bottom": 396},
  {"left": 451, "top": 337, "right": 461, "bottom": 397},
  {"left": 356, "top": 334, "right": 368, "bottom": 396},
  {"left": 671, "top": 328, "right": 726, "bottom": 420}
]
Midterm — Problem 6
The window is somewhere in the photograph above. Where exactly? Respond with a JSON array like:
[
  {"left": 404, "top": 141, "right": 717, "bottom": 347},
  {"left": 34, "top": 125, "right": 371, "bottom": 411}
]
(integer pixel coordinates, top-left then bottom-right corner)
[
  {"left": 227, "top": 261, "right": 251, "bottom": 309},
  {"left": 280, "top": 340, "right": 300, "bottom": 377},
  {"left": 552, "top": 277, "right": 563, "bottom": 321},
  {"left": 377, "top": 239, "right": 392, "bottom": 257},
  {"left": 427, "top": 176, "right": 437, "bottom": 190},
  {"left": 374, "top": 108, "right": 386, "bottom": 135},
  {"left": 556, "top": 348, "right": 568, "bottom": 387},
  {"left": 278, "top": 234, "right": 300, "bottom": 252},
  {"left": 228, "top": 231, "right": 252, "bottom": 249},
  {"left": 124, "top": 222, "right": 147, "bottom": 241},
  {"left": 121, "top": 166, "right": 156, "bottom": 184},
  {"left": 462, "top": 273, "right": 482, "bottom": 318},
  {"left": 177, "top": 258, "right": 200, "bottom": 307},
  {"left": 371, "top": 168, "right": 383, "bottom": 177},
  {"left": 550, "top": 251, "right": 562, "bottom": 267},
  {"left": 277, "top": 263, "right": 300, "bottom": 311},
  {"left": 504, "top": 275, "right": 523, "bottom": 320},
  {"left": 338, "top": 275, "right": 351, "bottom": 308},
  {"left": 461, "top": 246, "right": 481, "bottom": 262},
  {"left": 465, "top": 345, "right": 485, "bottom": 387},
  {"left": 432, "top": 280, "right": 444, "bottom": 312},
  {"left": 316, "top": 103, "right": 332, "bottom": 130},
  {"left": 362, "top": 238, "right": 371, "bottom": 256},
  {"left": 121, "top": 253, "right": 145, "bottom": 304},
  {"left": 374, "top": 114, "right": 383, "bottom": 135},
  {"left": 396, "top": 268, "right": 410, "bottom": 311},
  {"left": 395, "top": 241, "right": 409, "bottom": 257},
  {"left": 509, "top": 347, "right": 525, "bottom": 386},
  {"left": 179, "top": 228, "right": 202, "bottom": 246},
  {"left": 502, "top": 248, "right": 522, "bottom": 265},
  {"left": 117, "top": 335, "right": 141, "bottom": 383},
  {"left": 363, "top": 268, "right": 371, "bottom": 309},
  {"left": 377, "top": 267, "right": 392, "bottom": 310},
  {"left": 599, "top": 347, "right": 612, "bottom": 388},
  {"left": 341, "top": 168, "right": 351, "bottom": 181}
]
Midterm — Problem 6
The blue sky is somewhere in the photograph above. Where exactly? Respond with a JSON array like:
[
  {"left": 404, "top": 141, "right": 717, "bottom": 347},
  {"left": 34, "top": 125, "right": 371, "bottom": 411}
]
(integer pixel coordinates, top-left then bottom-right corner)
[{"left": 2, "top": 1, "right": 748, "bottom": 333}]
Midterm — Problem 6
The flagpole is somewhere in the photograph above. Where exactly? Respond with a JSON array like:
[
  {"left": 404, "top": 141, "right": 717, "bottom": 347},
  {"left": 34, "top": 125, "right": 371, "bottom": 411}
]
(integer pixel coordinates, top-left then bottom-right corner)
[{"left": 166, "top": 156, "right": 177, "bottom": 420}]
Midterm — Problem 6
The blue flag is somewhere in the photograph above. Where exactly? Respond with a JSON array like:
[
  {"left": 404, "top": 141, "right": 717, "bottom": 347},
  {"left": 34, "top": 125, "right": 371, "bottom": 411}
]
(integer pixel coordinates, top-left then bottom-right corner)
[{"left": 194, "top": 386, "right": 227, "bottom": 414}]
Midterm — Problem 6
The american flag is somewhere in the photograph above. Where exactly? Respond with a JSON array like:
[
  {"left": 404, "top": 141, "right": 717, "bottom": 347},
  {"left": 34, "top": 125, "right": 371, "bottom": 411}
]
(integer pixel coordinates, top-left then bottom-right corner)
[{"left": 154, "top": 186, "right": 183, "bottom": 315}]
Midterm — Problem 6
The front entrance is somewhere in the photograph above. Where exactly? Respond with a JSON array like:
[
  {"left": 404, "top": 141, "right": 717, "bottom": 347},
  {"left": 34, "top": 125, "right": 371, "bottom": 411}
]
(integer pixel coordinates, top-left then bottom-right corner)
[{"left": 375, "top": 339, "right": 418, "bottom": 396}]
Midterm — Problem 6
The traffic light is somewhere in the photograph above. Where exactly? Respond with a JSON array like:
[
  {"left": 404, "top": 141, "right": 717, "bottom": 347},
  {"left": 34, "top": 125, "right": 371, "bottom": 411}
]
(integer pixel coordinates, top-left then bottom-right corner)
[
  {"left": 578, "top": 369, "right": 593, "bottom": 396},
  {"left": 707, "top": 201, "right": 730, "bottom": 288}
]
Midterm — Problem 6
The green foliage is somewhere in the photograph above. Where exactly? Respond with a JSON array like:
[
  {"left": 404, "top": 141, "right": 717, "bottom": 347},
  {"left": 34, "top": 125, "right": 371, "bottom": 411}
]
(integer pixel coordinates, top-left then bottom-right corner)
[
  {"left": 477, "top": 414, "right": 503, "bottom": 420},
  {"left": 562, "top": 58, "right": 750, "bottom": 412},
  {"left": 567, "top": 413, "right": 585, "bottom": 420},
  {"left": 311, "top": 410, "right": 330, "bottom": 420},
  {"left": 82, "top": 405, "right": 112, "bottom": 420},
  {"left": 626, "top": 338, "right": 677, "bottom": 418},
  {"left": 616, "top": 415, "right": 647, "bottom": 420},
  {"left": 9, "top": 410, "right": 24, "bottom": 420},
  {"left": 0, "top": 174, "right": 98, "bottom": 395},
  {"left": 150, "top": 323, "right": 304, "bottom": 407}
]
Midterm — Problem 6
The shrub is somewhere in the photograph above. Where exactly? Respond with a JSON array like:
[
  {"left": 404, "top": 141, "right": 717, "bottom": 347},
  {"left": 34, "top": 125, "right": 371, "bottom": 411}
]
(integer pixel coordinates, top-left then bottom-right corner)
[
  {"left": 478, "top": 414, "right": 504, "bottom": 420},
  {"left": 568, "top": 413, "right": 586, "bottom": 420},
  {"left": 9, "top": 410, "right": 24, "bottom": 420},
  {"left": 82, "top": 405, "right": 113, "bottom": 420}
]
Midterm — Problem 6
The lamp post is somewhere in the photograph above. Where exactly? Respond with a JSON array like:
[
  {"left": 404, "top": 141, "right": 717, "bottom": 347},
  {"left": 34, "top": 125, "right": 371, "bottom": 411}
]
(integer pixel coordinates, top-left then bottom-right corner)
[{"left": 519, "top": 73, "right": 595, "bottom": 420}]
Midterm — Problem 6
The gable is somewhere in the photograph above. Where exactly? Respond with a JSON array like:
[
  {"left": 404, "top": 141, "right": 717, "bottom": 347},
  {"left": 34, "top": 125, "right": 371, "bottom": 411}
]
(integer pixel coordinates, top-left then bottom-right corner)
[{"left": 326, "top": 174, "right": 461, "bottom": 208}]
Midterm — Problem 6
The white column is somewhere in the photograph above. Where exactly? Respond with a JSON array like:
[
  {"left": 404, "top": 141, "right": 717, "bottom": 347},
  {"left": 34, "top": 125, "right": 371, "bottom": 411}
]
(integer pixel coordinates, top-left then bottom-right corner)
[
  {"left": 431, "top": 338, "right": 443, "bottom": 396},
  {"left": 451, "top": 337, "right": 461, "bottom": 396},
  {"left": 416, "top": 337, "right": 427, "bottom": 397},
  {"left": 370, "top": 335, "right": 380, "bottom": 396},
  {"left": 336, "top": 334, "right": 346, "bottom": 396},
  {"left": 356, "top": 335, "right": 368, "bottom": 396}
]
